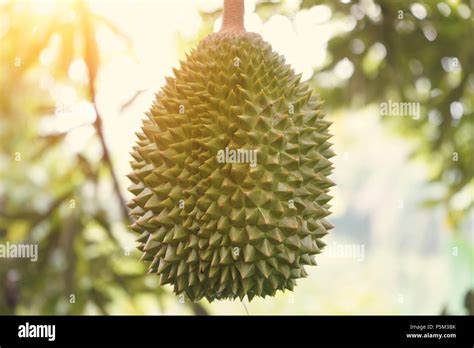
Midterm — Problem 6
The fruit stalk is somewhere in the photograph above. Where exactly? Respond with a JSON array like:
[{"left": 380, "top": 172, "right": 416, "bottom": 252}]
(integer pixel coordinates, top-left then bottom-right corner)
[{"left": 220, "top": 0, "right": 245, "bottom": 32}]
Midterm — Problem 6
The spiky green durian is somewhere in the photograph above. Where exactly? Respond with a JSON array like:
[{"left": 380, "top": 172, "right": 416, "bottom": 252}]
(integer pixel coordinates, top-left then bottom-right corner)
[{"left": 127, "top": 28, "right": 334, "bottom": 302}]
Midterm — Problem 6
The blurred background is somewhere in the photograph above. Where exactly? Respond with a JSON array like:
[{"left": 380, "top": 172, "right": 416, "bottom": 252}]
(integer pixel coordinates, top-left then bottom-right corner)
[{"left": 0, "top": 0, "right": 473, "bottom": 315}]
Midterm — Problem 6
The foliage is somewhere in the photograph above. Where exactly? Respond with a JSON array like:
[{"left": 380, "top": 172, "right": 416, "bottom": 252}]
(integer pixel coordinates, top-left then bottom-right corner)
[
  {"left": 0, "top": 0, "right": 206, "bottom": 315},
  {"left": 0, "top": 0, "right": 472, "bottom": 315},
  {"left": 251, "top": 0, "right": 473, "bottom": 229}
]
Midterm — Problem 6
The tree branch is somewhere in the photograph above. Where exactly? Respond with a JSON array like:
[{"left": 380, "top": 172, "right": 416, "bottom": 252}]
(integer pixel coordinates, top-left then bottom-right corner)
[{"left": 92, "top": 104, "right": 130, "bottom": 222}]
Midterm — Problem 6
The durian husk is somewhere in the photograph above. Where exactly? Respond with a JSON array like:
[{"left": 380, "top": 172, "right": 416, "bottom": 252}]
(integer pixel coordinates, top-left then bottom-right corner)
[{"left": 127, "top": 30, "right": 334, "bottom": 302}]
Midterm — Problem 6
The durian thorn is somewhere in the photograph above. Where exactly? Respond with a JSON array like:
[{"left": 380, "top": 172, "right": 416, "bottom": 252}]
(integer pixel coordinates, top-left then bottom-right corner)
[{"left": 220, "top": 0, "right": 245, "bottom": 33}]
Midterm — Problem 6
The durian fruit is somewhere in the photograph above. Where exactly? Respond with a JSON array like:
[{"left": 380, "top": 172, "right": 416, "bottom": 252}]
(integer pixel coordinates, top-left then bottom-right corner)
[{"left": 127, "top": 0, "right": 334, "bottom": 302}]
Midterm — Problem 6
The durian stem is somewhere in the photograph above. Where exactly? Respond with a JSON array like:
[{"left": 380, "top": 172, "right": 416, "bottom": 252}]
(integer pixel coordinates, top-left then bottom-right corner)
[{"left": 220, "top": 0, "right": 245, "bottom": 32}]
